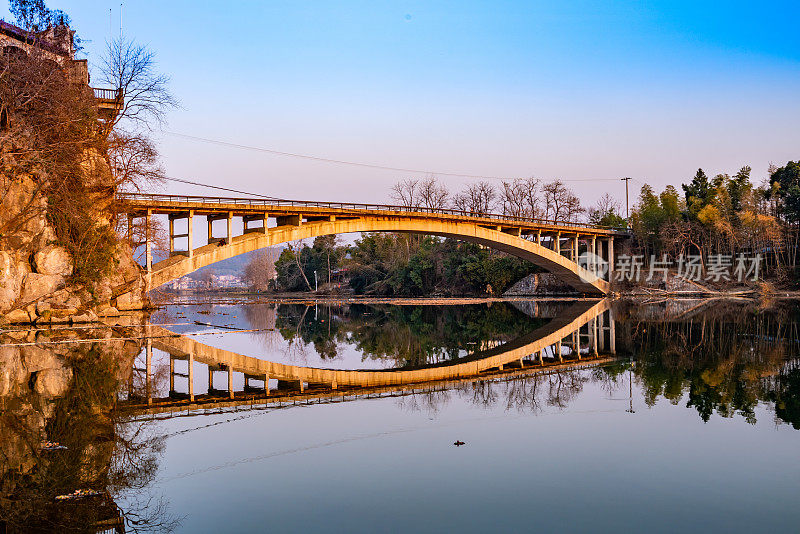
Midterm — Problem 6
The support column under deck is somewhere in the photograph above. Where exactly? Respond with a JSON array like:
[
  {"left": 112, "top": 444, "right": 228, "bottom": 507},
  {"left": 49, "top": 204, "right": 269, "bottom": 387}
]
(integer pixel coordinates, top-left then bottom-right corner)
[
  {"left": 145, "top": 209, "right": 152, "bottom": 272},
  {"left": 573, "top": 234, "right": 579, "bottom": 263},
  {"left": 608, "top": 237, "right": 615, "bottom": 280},
  {"left": 187, "top": 210, "right": 194, "bottom": 258},
  {"left": 188, "top": 352, "right": 195, "bottom": 402}
]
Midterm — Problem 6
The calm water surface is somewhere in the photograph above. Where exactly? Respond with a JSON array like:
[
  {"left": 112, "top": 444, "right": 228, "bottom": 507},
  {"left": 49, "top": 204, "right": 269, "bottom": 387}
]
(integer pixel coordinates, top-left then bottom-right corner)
[{"left": 2, "top": 297, "right": 799, "bottom": 533}]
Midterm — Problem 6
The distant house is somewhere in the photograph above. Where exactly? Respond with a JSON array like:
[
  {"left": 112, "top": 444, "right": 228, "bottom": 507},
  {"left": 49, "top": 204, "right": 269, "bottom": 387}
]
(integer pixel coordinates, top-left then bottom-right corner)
[{"left": 0, "top": 19, "right": 122, "bottom": 121}]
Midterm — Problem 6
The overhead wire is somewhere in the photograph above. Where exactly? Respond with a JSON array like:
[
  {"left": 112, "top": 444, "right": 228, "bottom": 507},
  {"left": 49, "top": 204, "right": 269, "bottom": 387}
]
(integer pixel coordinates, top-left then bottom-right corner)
[{"left": 165, "top": 130, "right": 625, "bottom": 183}]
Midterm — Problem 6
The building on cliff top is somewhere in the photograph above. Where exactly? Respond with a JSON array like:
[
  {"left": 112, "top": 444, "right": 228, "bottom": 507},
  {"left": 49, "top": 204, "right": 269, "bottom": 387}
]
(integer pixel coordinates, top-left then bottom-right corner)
[{"left": 1, "top": 19, "right": 122, "bottom": 120}]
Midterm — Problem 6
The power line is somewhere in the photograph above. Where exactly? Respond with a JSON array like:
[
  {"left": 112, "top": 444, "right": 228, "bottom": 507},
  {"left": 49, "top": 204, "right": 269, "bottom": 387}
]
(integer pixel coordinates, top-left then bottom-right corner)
[
  {"left": 165, "top": 131, "right": 622, "bottom": 183},
  {"left": 160, "top": 175, "right": 282, "bottom": 199}
]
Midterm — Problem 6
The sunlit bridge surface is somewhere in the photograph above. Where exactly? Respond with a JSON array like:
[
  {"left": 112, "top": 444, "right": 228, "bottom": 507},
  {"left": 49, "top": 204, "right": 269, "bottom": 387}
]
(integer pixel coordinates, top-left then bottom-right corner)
[{"left": 2, "top": 297, "right": 799, "bottom": 533}]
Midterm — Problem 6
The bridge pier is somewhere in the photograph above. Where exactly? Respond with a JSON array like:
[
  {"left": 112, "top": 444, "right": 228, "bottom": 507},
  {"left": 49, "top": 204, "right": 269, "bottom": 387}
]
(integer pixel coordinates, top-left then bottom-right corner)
[
  {"left": 598, "top": 312, "right": 605, "bottom": 351},
  {"left": 188, "top": 352, "right": 195, "bottom": 401},
  {"left": 609, "top": 308, "right": 616, "bottom": 354},
  {"left": 168, "top": 211, "right": 194, "bottom": 257},
  {"left": 145, "top": 209, "right": 153, "bottom": 271},
  {"left": 572, "top": 331, "right": 580, "bottom": 359},
  {"left": 207, "top": 213, "right": 232, "bottom": 244},
  {"left": 146, "top": 339, "right": 152, "bottom": 405},
  {"left": 244, "top": 213, "right": 269, "bottom": 234},
  {"left": 555, "top": 232, "right": 561, "bottom": 255},
  {"left": 608, "top": 237, "right": 615, "bottom": 280}
]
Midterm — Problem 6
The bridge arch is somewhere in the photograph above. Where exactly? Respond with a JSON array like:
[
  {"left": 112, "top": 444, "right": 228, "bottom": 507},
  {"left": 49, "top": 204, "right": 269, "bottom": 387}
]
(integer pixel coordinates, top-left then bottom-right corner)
[
  {"left": 147, "top": 299, "right": 612, "bottom": 393},
  {"left": 144, "top": 217, "right": 610, "bottom": 295}
]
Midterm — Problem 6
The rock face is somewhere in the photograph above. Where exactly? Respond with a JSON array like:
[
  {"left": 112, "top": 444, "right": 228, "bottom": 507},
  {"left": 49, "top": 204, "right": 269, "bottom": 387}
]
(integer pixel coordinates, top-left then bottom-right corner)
[
  {"left": 0, "top": 151, "right": 149, "bottom": 324},
  {"left": 0, "top": 330, "right": 143, "bottom": 524},
  {"left": 33, "top": 244, "right": 73, "bottom": 276},
  {"left": 504, "top": 273, "right": 577, "bottom": 295}
]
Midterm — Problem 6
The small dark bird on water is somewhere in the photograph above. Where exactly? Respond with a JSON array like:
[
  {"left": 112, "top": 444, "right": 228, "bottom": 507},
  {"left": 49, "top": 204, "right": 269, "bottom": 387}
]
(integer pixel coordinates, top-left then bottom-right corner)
[{"left": 453, "top": 440, "right": 465, "bottom": 446}]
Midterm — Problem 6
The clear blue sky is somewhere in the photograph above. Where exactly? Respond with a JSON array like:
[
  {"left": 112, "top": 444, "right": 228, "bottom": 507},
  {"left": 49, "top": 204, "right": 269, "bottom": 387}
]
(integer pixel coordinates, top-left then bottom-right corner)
[{"left": 3, "top": 1, "right": 800, "bottom": 208}]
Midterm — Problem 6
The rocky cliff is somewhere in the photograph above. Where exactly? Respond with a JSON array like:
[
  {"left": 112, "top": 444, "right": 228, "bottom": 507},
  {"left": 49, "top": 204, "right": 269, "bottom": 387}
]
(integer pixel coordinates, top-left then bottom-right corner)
[{"left": 0, "top": 150, "right": 149, "bottom": 324}]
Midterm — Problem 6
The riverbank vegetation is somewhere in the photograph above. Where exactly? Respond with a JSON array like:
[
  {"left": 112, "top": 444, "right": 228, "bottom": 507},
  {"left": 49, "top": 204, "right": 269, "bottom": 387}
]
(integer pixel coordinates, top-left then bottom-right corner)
[{"left": 628, "top": 164, "right": 800, "bottom": 285}]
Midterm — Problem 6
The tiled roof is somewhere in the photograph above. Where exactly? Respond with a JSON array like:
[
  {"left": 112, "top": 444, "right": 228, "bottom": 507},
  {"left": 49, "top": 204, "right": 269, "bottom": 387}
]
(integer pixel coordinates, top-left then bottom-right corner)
[{"left": 0, "top": 19, "right": 70, "bottom": 57}]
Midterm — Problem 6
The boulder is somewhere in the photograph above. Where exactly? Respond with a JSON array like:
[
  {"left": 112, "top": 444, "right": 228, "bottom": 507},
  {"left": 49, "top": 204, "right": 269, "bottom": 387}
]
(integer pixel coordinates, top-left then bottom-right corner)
[
  {"left": 97, "top": 306, "right": 120, "bottom": 317},
  {"left": 20, "top": 273, "right": 64, "bottom": 303},
  {"left": 0, "top": 346, "right": 25, "bottom": 397},
  {"left": 21, "top": 345, "right": 62, "bottom": 372},
  {"left": 4, "top": 308, "right": 31, "bottom": 323},
  {"left": 33, "top": 245, "right": 73, "bottom": 276},
  {"left": 115, "top": 290, "right": 144, "bottom": 311},
  {"left": 71, "top": 310, "right": 98, "bottom": 323},
  {"left": 33, "top": 367, "right": 73, "bottom": 397},
  {"left": 36, "top": 307, "right": 77, "bottom": 324},
  {"left": 0, "top": 250, "right": 26, "bottom": 312}
]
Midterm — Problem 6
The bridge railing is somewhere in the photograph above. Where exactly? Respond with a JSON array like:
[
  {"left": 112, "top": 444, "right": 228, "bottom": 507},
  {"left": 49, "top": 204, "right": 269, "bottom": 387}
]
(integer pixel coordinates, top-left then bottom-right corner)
[{"left": 116, "top": 192, "right": 629, "bottom": 232}]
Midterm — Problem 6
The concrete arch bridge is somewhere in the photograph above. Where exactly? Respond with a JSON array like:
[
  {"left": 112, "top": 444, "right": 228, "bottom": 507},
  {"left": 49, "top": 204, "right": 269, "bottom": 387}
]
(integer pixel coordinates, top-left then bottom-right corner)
[
  {"left": 118, "top": 194, "right": 629, "bottom": 297},
  {"left": 123, "top": 299, "right": 616, "bottom": 416}
]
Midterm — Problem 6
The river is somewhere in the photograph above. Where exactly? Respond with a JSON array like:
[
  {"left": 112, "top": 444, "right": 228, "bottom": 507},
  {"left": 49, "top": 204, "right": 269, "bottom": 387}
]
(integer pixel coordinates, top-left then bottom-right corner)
[{"left": 1, "top": 297, "right": 798, "bottom": 532}]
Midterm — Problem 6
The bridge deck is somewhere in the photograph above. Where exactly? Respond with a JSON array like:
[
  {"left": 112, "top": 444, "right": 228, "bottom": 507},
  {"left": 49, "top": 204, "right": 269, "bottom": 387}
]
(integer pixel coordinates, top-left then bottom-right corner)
[{"left": 119, "top": 193, "right": 627, "bottom": 237}]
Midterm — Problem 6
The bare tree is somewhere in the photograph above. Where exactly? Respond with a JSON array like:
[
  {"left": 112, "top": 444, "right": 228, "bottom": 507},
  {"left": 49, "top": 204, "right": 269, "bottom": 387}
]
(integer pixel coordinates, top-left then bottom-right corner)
[
  {"left": 108, "top": 130, "right": 164, "bottom": 193},
  {"left": 542, "top": 180, "right": 584, "bottom": 222},
  {"left": 98, "top": 36, "right": 177, "bottom": 132},
  {"left": 452, "top": 181, "right": 497, "bottom": 215},
  {"left": 244, "top": 248, "right": 280, "bottom": 291},
  {"left": 198, "top": 267, "right": 216, "bottom": 289},
  {"left": 418, "top": 175, "right": 449, "bottom": 210},
  {"left": 587, "top": 193, "right": 622, "bottom": 225},
  {"left": 391, "top": 178, "right": 419, "bottom": 207}
]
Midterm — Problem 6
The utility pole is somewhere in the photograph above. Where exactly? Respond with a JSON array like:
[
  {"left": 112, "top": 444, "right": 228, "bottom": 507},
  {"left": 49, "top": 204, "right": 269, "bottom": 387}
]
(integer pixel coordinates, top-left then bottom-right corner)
[{"left": 621, "top": 177, "right": 632, "bottom": 220}]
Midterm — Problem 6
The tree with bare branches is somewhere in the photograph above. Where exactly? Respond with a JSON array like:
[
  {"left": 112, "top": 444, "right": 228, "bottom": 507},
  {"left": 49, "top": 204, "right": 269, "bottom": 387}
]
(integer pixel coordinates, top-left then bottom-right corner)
[
  {"left": 244, "top": 248, "right": 280, "bottom": 291},
  {"left": 499, "top": 177, "right": 541, "bottom": 218},
  {"left": 98, "top": 36, "right": 177, "bottom": 133},
  {"left": 542, "top": 179, "right": 584, "bottom": 222},
  {"left": 391, "top": 178, "right": 419, "bottom": 207},
  {"left": 418, "top": 175, "right": 449, "bottom": 210},
  {"left": 452, "top": 181, "right": 496, "bottom": 215}
]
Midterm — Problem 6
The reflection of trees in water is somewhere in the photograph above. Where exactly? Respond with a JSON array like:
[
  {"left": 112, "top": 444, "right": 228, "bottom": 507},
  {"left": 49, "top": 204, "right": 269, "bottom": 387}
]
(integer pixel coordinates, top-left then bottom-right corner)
[
  {"left": 768, "top": 360, "right": 800, "bottom": 429},
  {"left": 460, "top": 369, "right": 590, "bottom": 411},
  {"left": 626, "top": 303, "right": 800, "bottom": 427},
  {"left": 394, "top": 368, "right": 592, "bottom": 415},
  {"left": 0, "top": 335, "right": 179, "bottom": 533},
  {"left": 242, "top": 302, "right": 283, "bottom": 355},
  {"left": 272, "top": 302, "right": 545, "bottom": 368}
]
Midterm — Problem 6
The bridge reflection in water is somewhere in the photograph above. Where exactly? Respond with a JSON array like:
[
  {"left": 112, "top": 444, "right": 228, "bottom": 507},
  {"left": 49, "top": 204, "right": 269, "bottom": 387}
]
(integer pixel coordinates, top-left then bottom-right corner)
[{"left": 121, "top": 299, "right": 617, "bottom": 416}]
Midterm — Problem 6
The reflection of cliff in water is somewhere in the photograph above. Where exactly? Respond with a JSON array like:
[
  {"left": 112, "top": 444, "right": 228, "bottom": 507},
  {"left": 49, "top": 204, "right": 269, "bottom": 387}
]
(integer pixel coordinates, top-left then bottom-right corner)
[
  {"left": 618, "top": 299, "right": 800, "bottom": 428},
  {"left": 0, "top": 328, "right": 178, "bottom": 533}
]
